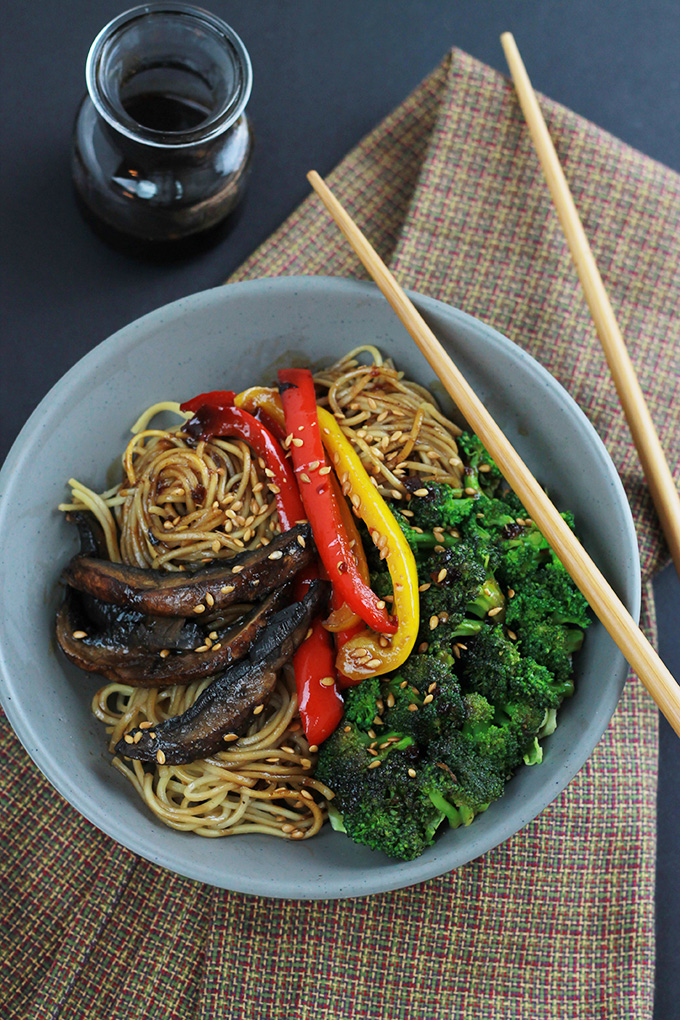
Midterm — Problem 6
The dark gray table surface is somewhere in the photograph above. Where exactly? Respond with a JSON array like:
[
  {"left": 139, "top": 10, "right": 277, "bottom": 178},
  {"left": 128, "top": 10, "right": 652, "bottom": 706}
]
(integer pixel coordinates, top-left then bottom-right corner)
[{"left": 2, "top": 2, "right": 678, "bottom": 1016}]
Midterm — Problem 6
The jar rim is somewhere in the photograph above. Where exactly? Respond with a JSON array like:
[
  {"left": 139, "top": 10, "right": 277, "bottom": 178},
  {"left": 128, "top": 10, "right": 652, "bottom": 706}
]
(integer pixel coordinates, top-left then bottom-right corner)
[{"left": 85, "top": 2, "right": 253, "bottom": 149}]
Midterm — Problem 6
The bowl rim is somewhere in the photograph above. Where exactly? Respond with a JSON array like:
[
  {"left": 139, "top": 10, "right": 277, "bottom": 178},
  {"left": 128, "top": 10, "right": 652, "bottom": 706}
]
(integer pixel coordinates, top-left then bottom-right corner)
[{"left": 0, "top": 275, "right": 641, "bottom": 898}]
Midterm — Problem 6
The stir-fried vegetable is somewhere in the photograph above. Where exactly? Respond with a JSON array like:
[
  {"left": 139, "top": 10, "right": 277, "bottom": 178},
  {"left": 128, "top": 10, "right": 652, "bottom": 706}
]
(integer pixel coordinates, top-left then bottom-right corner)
[
  {"left": 181, "top": 390, "right": 344, "bottom": 745},
  {"left": 317, "top": 407, "right": 419, "bottom": 679},
  {"left": 278, "top": 368, "right": 397, "bottom": 636}
]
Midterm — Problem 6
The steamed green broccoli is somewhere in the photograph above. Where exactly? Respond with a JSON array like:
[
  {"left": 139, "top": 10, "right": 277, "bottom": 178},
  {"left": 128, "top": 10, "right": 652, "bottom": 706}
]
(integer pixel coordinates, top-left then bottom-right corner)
[{"left": 318, "top": 432, "right": 589, "bottom": 861}]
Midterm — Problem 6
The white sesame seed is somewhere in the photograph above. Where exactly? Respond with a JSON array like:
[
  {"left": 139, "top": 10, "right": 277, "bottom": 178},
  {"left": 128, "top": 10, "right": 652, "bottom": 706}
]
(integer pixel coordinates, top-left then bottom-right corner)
[
  {"left": 156, "top": 749, "right": 166, "bottom": 764},
  {"left": 253, "top": 704, "right": 264, "bottom": 715},
  {"left": 268, "top": 550, "right": 283, "bottom": 560}
]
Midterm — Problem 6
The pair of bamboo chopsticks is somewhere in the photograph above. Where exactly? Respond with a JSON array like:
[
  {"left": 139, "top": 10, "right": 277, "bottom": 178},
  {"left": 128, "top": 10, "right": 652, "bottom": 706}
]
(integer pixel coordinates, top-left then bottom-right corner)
[{"left": 306, "top": 38, "right": 680, "bottom": 737}]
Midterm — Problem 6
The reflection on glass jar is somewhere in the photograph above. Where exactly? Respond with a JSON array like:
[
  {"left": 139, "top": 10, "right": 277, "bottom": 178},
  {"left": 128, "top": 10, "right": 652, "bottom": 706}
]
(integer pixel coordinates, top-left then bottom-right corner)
[{"left": 72, "top": 3, "right": 253, "bottom": 250}]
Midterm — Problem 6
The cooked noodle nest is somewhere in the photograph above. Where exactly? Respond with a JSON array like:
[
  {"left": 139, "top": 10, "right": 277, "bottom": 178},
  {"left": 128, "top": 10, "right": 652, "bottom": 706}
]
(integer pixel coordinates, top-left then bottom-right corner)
[{"left": 59, "top": 348, "right": 464, "bottom": 839}]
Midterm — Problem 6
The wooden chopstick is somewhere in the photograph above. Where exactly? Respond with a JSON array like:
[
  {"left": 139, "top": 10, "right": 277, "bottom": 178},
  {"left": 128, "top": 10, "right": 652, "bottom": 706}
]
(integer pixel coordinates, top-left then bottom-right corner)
[
  {"left": 306, "top": 168, "right": 680, "bottom": 736},
  {"left": 501, "top": 31, "right": 680, "bottom": 580}
]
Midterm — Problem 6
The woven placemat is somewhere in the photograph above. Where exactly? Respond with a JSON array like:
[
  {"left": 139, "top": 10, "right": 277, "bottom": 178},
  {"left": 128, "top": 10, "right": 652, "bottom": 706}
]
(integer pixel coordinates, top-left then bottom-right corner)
[{"left": 3, "top": 49, "right": 679, "bottom": 1020}]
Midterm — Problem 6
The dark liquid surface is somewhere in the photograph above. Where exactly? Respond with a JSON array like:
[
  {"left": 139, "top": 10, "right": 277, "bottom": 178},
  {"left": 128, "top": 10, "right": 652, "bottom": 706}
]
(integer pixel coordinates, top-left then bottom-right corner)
[{"left": 122, "top": 92, "right": 212, "bottom": 132}]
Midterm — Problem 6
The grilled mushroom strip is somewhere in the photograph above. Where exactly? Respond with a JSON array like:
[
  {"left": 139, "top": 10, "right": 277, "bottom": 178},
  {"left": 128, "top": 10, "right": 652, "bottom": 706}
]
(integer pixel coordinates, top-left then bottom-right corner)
[
  {"left": 56, "top": 583, "right": 292, "bottom": 687},
  {"left": 116, "top": 580, "right": 329, "bottom": 764},
  {"left": 62, "top": 522, "right": 313, "bottom": 617},
  {"left": 65, "top": 510, "right": 109, "bottom": 559}
]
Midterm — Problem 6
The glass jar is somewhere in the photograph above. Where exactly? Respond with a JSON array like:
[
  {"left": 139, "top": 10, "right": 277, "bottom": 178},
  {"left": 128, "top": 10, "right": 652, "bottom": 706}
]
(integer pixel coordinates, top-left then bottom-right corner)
[{"left": 72, "top": 3, "right": 253, "bottom": 249}]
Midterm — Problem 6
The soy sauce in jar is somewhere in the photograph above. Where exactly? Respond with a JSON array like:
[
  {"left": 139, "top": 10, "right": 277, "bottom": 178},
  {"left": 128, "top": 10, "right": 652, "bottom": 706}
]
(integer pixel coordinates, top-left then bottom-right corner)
[{"left": 72, "top": 4, "right": 253, "bottom": 253}]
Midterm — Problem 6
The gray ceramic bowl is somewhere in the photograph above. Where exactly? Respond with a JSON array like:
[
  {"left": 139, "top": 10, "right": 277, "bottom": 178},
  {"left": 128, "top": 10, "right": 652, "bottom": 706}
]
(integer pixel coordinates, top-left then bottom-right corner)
[{"left": 0, "top": 276, "right": 640, "bottom": 899}]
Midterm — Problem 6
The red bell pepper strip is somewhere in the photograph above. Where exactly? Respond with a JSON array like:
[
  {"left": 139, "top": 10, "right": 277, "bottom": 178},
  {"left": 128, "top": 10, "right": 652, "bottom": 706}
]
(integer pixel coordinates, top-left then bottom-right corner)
[
  {"left": 180, "top": 391, "right": 343, "bottom": 744},
  {"left": 322, "top": 475, "right": 366, "bottom": 633},
  {"left": 181, "top": 390, "right": 236, "bottom": 413},
  {"left": 277, "top": 368, "right": 397, "bottom": 635},
  {"left": 290, "top": 579, "right": 344, "bottom": 745},
  {"left": 179, "top": 397, "right": 304, "bottom": 530}
]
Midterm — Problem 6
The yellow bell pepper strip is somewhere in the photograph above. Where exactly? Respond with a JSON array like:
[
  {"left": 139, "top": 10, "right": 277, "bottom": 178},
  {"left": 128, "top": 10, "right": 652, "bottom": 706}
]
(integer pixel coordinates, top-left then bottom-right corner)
[
  {"left": 235, "top": 386, "right": 285, "bottom": 432},
  {"left": 317, "top": 406, "right": 419, "bottom": 680}
]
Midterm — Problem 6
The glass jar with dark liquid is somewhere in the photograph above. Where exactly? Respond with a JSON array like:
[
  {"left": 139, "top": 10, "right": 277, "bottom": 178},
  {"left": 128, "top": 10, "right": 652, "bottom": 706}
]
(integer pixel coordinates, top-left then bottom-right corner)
[{"left": 72, "top": 3, "right": 253, "bottom": 251}]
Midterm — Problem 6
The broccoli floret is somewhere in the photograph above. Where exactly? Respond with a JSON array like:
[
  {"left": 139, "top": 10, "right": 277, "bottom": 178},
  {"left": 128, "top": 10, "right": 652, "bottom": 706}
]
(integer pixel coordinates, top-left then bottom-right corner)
[
  {"left": 459, "top": 629, "right": 562, "bottom": 766},
  {"left": 496, "top": 526, "right": 552, "bottom": 584},
  {"left": 317, "top": 726, "right": 461, "bottom": 859},
  {"left": 461, "top": 625, "right": 521, "bottom": 704},
  {"left": 402, "top": 478, "right": 477, "bottom": 531},
  {"left": 498, "top": 700, "right": 549, "bottom": 744},
  {"left": 509, "top": 656, "right": 572, "bottom": 709},
  {"left": 541, "top": 561, "right": 590, "bottom": 628},
  {"left": 416, "top": 544, "right": 504, "bottom": 649},
  {"left": 456, "top": 431, "right": 504, "bottom": 496},
  {"left": 458, "top": 691, "right": 526, "bottom": 775},
  {"left": 390, "top": 654, "right": 466, "bottom": 740},
  {"left": 468, "top": 493, "right": 522, "bottom": 534},
  {"left": 429, "top": 731, "right": 506, "bottom": 814},
  {"left": 504, "top": 564, "right": 589, "bottom": 632},
  {"left": 342, "top": 676, "right": 384, "bottom": 730},
  {"left": 463, "top": 691, "right": 496, "bottom": 730},
  {"left": 461, "top": 625, "right": 573, "bottom": 714},
  {"left": 515, "top": 620, "right": 584, "bottom": 682}
]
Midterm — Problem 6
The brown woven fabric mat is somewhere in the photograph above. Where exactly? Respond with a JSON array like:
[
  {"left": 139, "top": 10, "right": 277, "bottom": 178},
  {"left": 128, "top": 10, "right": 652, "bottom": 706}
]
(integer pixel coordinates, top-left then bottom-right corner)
[{"left": 4, "top": 48, "right": 680, "bottom": 1020}]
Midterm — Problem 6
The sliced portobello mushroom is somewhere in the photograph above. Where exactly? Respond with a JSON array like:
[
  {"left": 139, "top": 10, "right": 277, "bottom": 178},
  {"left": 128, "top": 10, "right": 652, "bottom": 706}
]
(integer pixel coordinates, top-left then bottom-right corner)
[
  {"left": 116, "top": 579, "right": 329, "bottom": 764},
  {"left": 66, "top": 510, "right": 109, "bottom": 559},
  {"left": 62, "top": 522, "right": 313, "bottom": 617},
  {"left": 57, "top": 582, "right": 292, "bottom": 687}
]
